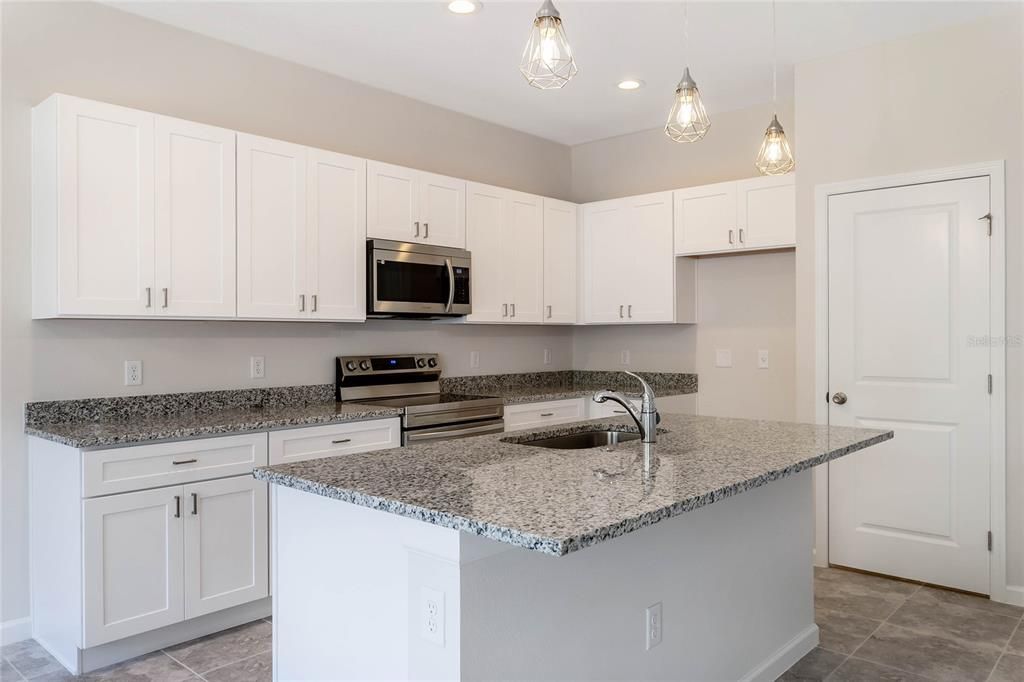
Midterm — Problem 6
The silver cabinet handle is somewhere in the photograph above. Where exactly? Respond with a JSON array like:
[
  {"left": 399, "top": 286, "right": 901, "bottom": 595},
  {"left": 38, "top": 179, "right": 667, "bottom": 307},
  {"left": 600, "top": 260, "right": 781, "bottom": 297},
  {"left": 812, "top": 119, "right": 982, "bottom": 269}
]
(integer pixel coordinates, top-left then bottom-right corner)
[
  {"left": 299, "top": 294, "right": 306, "bottom": 312},
  {"left": 739, "top": 228, "right": 745, "bottom": 243},
  {"left": 145, "top": 287, "right": 152, "bottom": 308},
  {"left": 191, "top": 492, "right": 198, "bottom": 516},
  {"left": 172, "top": 458, "right": 197, "bottom": 465},
  {"left": 162, "top": 287, "right": 169, "bottom": 308},
  {"left": 619, "top": 304, "right": 624, "bottom": 319},
  {"left": 173, "top": 495, "right": 181, "bottom": 518},
  {"left": 832, "top": 392, "right": 848, "bottom": 405},
  {"left": 510, "top": 303, "right": 516, "bottom": 318},
  {"left": 729, "top": 229, "right": 734, "bottom": 244},
  {"left": 540, "top": 412, "right": 555, "bottom": 417},
  {"left": 502, "top": 303, "right": 508, "bottom": 318},
  {"left": 613, "top": 409, "right": 628, "bottom": 414},
  {"left": 628, "top": 304, "right": 633, "bottom": 319},
  {"left": 311, "top": 294, "right": 318, "bottom": 313},
  {"left": 547, "top": 305, "right": 552, "bottom": 319},
  {"left": 331, "top": 438, "right": 352, "bottom": 444},
  {"left": 414, "top": 221, "right": 420, "bottom": 237},
  {"left": 424, "top": 222, "right": 429, "bottom": 238}
]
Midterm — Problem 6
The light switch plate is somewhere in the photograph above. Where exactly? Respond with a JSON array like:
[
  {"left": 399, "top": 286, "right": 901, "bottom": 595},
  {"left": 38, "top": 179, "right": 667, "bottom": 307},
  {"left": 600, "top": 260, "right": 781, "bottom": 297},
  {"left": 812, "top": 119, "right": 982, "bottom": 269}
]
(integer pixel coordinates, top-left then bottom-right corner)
[
  {"left": 621, "top": 350, "right": 631, "bottom": 366},
  {"left": 757, "top": 349, "right": 769, "bottom": 369},
  {"left": 715, "top": 349, "right": 732, "bottom": 368},
  {"left": 469, "top": 351, "right": 480, "bottom": 369}
]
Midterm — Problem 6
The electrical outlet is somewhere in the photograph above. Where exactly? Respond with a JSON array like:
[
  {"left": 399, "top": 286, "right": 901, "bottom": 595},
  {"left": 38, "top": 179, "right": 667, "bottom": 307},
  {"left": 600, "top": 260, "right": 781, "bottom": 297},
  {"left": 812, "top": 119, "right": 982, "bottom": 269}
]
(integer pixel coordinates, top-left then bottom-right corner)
[
  {"left": 621, "top": 349, "right": 631, "bottom": 366},
  {"left": 469, "top": 351, "right": 480, "bottom": 369},
  {"left": 543, "top": 348, "right": 551, "bottom": 365},
  {"left": 420, "top": 587, "right": 445, "bottom": 646},
  {"left": 757, "top": 349, "right": 769, "bottom": 369},
  {"left": 715, "top": 349, "right": 732, "bottom": 368},
  {"left": 124, "top": 360, "right": 143, "bottom": 386},
  {"left": 645, "top": 602, "right": 663, "bottom": 650},
  {"left": 250, "top": 356, "right": 266, "bottom": 379}
]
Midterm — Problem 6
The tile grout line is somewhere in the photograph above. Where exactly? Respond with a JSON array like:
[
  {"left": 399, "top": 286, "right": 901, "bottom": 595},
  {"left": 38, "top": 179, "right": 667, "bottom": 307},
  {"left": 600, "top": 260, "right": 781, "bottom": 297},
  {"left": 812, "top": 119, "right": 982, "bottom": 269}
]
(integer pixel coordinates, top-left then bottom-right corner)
[
  {"left": 827, "top": 581, "right": 921, "bottom": 680},
  {"left": 2, "top": 655, "right": 28, "bottom": 682},
  {"left": 985, "top": 618, "right": 1023, "bottom": 682},
  {"left": 159, "top": 649, "right": 208, "bottom": 681},
  {"left": 181, "top": 647, "right": 273, "bottom": 680}
]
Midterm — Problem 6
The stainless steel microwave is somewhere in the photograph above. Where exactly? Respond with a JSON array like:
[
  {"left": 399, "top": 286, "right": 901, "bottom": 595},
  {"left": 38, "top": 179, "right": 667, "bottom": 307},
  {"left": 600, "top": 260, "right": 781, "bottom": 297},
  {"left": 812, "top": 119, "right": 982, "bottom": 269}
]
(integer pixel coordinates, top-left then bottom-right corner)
[{"left": 366, "top": 240, "right": 472, "bottom": 318}]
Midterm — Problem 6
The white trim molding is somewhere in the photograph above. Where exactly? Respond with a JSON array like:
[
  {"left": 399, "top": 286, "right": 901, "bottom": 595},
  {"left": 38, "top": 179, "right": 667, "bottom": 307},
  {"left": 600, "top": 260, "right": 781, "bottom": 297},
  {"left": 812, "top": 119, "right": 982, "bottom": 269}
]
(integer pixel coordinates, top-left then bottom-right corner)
[
  {"left": 812, "top": 161, "right": 1013, "bottom": 605},
  {"left": 2, "top": 616, "right": 32, "bottom": 646}
]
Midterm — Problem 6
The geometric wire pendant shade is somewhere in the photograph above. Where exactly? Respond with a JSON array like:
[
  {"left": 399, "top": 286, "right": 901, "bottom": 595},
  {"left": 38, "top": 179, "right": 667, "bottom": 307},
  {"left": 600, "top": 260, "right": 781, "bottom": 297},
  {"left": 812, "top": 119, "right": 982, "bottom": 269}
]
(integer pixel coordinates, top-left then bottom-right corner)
[
  {"left": 755, "top": 114, "right": 795, "bottom": 175},
  {"left": 665, "top": 67, "right": 711, "bottom": 142},
  {"left": 520, "top": 0, "right": 578, "bottom": 90}
]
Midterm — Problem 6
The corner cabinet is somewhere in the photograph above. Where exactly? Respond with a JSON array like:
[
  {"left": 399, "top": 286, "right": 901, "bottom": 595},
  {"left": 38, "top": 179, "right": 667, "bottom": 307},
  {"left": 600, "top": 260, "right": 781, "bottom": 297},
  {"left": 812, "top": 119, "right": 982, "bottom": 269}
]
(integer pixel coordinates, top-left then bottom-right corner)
[
  {"left": 542, "top": 199, "right": 578, "bottom": 324},
  {"left": 581, "top": 192, "right": 695, "bottom": 325},
  {"left": 674, "top": 175, "right": 795, "bottom": 256},
  {"left": 367, "top": 161, "right": 466, "bottom": 249}
]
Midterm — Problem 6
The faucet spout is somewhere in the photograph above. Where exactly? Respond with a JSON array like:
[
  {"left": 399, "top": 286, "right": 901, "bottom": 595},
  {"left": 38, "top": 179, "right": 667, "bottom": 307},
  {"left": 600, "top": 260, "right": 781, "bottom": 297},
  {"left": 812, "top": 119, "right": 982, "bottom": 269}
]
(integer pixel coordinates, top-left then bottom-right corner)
[{"left": 592, "top": 371, "right": 659, "bottom": 444}]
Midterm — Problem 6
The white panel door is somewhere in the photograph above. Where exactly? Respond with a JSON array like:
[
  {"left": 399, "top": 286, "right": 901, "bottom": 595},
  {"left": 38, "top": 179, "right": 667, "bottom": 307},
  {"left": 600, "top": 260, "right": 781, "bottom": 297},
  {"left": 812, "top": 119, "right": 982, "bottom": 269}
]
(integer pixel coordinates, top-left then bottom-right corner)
[
  {"left": 828, "top": 177, "right": 991, "bottom": 594},
  {"left": 367, "top": 161, "right": 418, "bottom": 243},
  {"left": 507, "top": 191, "right": 544, "bottom": 323},
  {"left": 673, "top": 181, "right": 736, "bottom": 255},
  {"left": 57, "top": 96, "right": 155, "bottom": 316},
  {"left": 466, "top": 183, "right": 508, "bottom": 323},
  {"left": 625, "top": 192, "right": 675, "bottom": 323},
  {"left": 543, "top": 198, "right": 577, "bottom": 324},
  {"left": 184, "top": 475, "right": 269, "bottom": 619},
  {"left": 154, "top": 116, "right": 236, "bottom": 318},
  {"left": 419, "top": 171, "right": 466, "bottom": 248},
  {"left": 307, "top": 149, "right": 366, "bottom": 321},
  {"left": 582, "top": 200, "right": 628, "bottom": 323},
  {"left": 736, "top": 175, "right": 795, "bottom": 250},
  {"left": 237, "top": 134, "right": 307, "bottom": 318},
  {"left": 83, "top": 486, "right": 184, "bottom": 646}
]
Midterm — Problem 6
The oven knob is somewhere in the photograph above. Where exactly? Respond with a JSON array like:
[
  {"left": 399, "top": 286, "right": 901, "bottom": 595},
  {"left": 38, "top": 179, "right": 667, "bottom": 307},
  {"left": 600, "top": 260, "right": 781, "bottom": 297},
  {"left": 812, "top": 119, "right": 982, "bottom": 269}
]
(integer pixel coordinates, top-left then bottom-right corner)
[
  {"left": 427, "top": 358, "right": 438, "bottom": 368},
  {"left": 417, "top": 358, "right": 427, "bottom": 368},
  {"left": 345, "top": 361, "right": 357, "bottom": 372},
  {"left": 359, "top": 360, "right": 370, "bottom": 371}
]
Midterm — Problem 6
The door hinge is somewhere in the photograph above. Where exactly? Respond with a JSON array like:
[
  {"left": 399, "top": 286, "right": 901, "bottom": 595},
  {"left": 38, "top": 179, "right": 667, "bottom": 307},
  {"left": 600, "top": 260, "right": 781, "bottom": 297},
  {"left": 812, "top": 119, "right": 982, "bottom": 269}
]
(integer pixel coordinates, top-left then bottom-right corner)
[
  {"left": 979, "top": 212, "right": 992, "bottom": 236},
  {"left": 988, "top": 374, "right": 993, "bottom": 394},
  {"left": 988, "top": 530, "right": 993, "bottom": 551}
]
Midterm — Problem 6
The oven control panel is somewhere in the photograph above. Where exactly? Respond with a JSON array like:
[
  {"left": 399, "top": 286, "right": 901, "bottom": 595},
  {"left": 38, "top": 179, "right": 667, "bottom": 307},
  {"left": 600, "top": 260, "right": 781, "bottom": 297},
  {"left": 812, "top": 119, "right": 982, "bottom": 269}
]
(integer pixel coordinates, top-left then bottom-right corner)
[{"left": 337, "top": 353, "right": 440, "bottom": 376}]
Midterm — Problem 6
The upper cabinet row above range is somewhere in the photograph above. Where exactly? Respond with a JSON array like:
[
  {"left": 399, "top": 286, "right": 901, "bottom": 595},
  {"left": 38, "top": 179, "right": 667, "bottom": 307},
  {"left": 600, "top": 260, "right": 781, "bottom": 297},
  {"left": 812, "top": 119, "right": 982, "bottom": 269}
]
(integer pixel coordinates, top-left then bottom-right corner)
[{"left": 31, "top": 94, "right": 795, "bottom": 325}]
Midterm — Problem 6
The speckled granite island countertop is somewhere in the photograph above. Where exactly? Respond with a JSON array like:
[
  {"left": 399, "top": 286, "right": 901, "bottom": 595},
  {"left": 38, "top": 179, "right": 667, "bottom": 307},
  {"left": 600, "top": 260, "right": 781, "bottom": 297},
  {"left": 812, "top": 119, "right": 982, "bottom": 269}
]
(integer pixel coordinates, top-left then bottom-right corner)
[
  {"left": 254, "top": 414, "right": 892, "bottom": 556},
  {"left": 441, "top": 369, "right": 697, "bottom": 404}
]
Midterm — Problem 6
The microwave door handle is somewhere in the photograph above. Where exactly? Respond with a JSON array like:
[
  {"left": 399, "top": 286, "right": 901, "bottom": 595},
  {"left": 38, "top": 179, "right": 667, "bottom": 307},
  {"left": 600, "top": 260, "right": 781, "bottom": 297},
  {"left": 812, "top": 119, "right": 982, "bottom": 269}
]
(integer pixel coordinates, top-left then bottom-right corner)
[{"left": 445, "top": 257, "right": 455, "bottom": 313}]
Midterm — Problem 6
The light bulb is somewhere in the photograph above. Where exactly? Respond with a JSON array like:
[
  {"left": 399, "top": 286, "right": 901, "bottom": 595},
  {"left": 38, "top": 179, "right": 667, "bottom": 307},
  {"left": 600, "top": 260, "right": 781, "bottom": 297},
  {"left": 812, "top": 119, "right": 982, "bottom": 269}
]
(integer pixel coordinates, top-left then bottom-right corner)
[
  {"left": 520, "top": 0, "right": 577, "bottom": 89},
  {"left": 755, "top": 114, "right": 795, "bottom": 175},
  {"left": 665, "top": 68, "right": 710, "bottom": 143}
]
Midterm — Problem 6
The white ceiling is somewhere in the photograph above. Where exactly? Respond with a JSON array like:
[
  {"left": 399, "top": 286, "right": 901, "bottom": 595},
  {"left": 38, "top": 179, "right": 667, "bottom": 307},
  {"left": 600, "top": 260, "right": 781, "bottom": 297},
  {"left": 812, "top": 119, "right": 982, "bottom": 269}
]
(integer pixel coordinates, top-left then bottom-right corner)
[{"left": 110, "top": 1, "right": 1010, "bottom": 145}]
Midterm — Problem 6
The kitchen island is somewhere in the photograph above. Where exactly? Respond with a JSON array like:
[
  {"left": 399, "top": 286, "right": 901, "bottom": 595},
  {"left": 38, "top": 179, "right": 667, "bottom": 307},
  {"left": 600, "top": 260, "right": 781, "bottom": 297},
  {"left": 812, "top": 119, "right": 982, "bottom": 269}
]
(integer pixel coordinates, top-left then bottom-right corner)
[{"left": 255, "top": 413, "right": 891, "bottom": 681}]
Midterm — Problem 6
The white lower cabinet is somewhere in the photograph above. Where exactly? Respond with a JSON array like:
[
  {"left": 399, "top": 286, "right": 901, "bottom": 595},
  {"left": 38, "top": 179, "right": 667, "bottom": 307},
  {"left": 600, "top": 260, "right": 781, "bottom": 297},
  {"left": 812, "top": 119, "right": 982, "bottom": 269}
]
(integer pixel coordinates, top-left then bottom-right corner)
[
  {"left": 504, "top": 398, "right": 586, "bottom": 431},
  {"left": 269, "top": 419, "right": 401, "bottom": 465},
  {"left": 587, "top": 398, "right": 641, "bottom": 419}
]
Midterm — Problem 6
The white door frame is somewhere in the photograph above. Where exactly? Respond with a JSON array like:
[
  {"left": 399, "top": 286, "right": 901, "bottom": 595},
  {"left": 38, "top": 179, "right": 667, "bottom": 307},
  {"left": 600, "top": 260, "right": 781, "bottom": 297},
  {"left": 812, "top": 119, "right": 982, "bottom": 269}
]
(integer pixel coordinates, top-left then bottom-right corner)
[{"left": 812, "top": 161, "right": 1011, "bottom": 604}]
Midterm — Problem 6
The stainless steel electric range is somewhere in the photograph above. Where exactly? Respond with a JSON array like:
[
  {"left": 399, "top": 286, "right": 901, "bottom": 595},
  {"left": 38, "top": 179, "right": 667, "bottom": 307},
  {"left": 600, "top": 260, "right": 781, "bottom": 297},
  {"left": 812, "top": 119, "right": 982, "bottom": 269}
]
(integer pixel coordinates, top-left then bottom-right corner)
[{"left": 335, "top": 353, "right": 504, "bottom": 445}]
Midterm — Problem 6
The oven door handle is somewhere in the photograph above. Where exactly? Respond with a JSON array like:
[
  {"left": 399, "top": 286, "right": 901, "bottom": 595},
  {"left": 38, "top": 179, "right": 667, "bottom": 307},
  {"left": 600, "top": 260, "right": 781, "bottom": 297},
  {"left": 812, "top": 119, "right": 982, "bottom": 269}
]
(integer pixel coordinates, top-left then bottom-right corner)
[
  {"left": 405, "top": 421, "right": 504, "bottom": 443},
  {"left": 444, "top": 257, "right": 455, "bottom": 313}
]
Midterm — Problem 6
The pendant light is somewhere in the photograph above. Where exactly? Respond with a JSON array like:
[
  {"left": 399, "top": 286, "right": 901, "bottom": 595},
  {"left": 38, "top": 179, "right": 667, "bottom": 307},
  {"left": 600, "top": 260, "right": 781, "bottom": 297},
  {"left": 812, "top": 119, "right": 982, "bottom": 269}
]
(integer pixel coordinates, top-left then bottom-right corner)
[
  {"left": 755, "top": 0, "right": 795, "bottom": 175},
  {"left": 665, "top": 2, "right": 710, "bottom": 143},
  {"left": 520, "top": 0, "right": 578, "bottom": 90}
]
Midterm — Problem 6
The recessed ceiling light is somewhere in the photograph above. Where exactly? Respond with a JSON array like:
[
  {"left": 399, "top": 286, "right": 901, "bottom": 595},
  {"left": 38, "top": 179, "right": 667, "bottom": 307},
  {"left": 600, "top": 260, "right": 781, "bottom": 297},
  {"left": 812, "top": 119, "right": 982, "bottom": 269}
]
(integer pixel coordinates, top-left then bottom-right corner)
[
  {"left": 448, "top": 0, "right": 481, "bottom": 14},
  {"left": 617, "top": 79, "right": 644, "bottom": 91}
]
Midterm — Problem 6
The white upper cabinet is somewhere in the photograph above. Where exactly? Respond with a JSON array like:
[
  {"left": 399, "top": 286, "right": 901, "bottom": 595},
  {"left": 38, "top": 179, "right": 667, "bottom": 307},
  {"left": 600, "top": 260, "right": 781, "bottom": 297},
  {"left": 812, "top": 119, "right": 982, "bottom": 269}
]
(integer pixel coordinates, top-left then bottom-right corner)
[
  {"left": 237, "top": 134, "right": 308, "bottom": 319},
  {"left": 625, "top": 192, "right": 676, "bottom": 323},
  {"left": 465, "top": 183, "right": 543, "bottom": 324},
  {"left": 155, "top": 116, "right": 236, "bottom": 318},
  {"left": 367, "top": 161, "right": 466, "bottom": 248},
  {"left": 674, "top": 175, "right": 795, "bottom": 255},
  {"left": 542, "top": 199, "right": 577, "bottom": 324},
  {"left": 306, "top": 149, "right": 367, "bottom": 321},
  {"left": 33, "top": 94, "right": 155, "bottom": 318},
  {"left": 581, "top": 200, "right": 630, "bottom": 324}
]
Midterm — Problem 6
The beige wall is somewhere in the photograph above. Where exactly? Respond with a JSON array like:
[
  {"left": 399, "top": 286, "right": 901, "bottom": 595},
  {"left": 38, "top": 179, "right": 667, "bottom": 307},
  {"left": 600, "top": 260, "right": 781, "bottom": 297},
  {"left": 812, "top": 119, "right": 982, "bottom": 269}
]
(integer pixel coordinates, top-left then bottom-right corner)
[
  {"left": 0, "top": 1, "right": 576, "bottom": 625},
  {"left": 793, "top": 11, "right": 1024, "bottom": 586}
]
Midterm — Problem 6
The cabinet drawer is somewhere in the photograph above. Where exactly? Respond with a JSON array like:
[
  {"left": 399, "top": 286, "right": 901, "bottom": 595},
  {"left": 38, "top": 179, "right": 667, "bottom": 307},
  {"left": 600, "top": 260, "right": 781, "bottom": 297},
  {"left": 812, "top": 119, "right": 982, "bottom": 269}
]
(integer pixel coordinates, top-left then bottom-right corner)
[
  {"left": 268, "top": 419, "right": 401, "bottom": 465},
  {"left": 588, "top": 398, "right": 641, "bottom": 419},
  {"left": 83, "top": 434, "right": 268, "bottom": 498},
  {"left": 504, "top": 399, "right": 586, "bottom": 432}
]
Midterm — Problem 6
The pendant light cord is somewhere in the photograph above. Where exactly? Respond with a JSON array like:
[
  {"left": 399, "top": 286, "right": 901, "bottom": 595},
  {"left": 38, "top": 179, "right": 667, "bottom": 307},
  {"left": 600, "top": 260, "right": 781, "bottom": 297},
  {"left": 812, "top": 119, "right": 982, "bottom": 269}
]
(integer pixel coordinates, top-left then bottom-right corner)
[
  {"left": 771, "top": 0, "right": 777, "bottom": 107},
  {"left": 683, "top": 1, "right": 689, "bottom": 65}
]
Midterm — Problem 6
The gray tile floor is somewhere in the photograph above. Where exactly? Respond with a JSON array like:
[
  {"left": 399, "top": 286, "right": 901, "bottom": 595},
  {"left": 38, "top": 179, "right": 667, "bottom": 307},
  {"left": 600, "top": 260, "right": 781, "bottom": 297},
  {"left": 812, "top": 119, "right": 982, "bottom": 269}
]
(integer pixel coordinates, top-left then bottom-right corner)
[{"left": 4, "top": 570, "right": 1023, "bottom": 681}]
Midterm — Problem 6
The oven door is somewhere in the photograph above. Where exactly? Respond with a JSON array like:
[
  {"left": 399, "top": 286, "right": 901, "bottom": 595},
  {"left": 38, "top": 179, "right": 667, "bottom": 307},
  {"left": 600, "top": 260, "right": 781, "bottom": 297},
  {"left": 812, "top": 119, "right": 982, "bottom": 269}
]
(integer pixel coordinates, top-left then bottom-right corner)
[
  {"left": 403, "top": 418, "right": 505, "bottom": 445},
  {"left": 369, "top": 241, "right": 471, "bottom": 317}
]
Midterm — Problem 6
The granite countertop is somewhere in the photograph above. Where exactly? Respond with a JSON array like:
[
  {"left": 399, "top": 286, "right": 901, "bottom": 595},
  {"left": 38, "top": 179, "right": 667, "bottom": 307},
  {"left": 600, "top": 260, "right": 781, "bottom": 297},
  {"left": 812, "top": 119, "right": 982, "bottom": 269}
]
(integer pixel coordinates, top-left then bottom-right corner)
[
  {"left": 254, "top": 414, "right": 892, "bottom": 557},
  {"left": 441, "top": 370, "right": 697, "bottom": 405}
]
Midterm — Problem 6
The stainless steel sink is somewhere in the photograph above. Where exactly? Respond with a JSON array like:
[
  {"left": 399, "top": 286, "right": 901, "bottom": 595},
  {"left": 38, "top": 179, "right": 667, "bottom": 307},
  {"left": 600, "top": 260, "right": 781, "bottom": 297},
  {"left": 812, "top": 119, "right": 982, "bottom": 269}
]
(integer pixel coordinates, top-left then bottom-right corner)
[{"left": 518, "top": 430, "right": 641, "bottom": 450}]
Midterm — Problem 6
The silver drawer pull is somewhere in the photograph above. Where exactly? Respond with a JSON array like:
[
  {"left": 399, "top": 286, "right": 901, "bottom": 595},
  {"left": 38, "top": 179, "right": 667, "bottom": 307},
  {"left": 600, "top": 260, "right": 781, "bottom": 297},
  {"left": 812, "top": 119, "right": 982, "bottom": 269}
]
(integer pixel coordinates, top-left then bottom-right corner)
[
  {"left": 172, "top": 458, "right": 198, "bottom": 465},
  {"left": 613, "top": 410, "right": 627, "bottom": 414},
  {"left": 299, "top": 294, "right": 306, "bottom": 312},
  {"left": 331, "top": 438, "right": 352, "bottom": 444},
  {"left": 173, "top": 495, "right": 181, "bottom": 518},
  {"left": 414, "top": 221, "right": 420, "bottom": 237},
  {"left": 191, "top": 492, "right": 198, "bottom": 515},
  {"left": 540, "top": 412, "right": 555, "bottom": 417},
  {"left": 145, "top": 287, "right": 152, "bottom": 308},
  {"left": 162, "top": 287, "right": 169, "bottom": 308}
]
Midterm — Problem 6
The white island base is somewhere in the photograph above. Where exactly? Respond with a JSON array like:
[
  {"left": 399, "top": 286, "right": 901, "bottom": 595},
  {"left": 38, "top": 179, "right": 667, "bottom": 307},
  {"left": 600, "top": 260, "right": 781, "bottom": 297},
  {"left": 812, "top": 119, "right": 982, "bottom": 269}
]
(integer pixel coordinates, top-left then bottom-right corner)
[{"left": 271, "top": 470, "right": 816, "bottom": 681}]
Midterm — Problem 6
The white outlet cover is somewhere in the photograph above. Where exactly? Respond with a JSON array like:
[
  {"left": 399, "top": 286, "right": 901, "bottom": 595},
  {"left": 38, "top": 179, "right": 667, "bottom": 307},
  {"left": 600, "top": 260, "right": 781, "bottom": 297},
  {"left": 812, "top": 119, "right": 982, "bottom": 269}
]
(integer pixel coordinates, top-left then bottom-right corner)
[
  {"left": 715, "top": 349, "right": 732, "bottom": 368},
  {"left": 420, "top": 587, "right": 445, "bottom": 646},
  {"left": 645, "top": 602, "right": 663, "bottom": 650},
  {"left": 124, "top": 360, "right": 143, "bottom": 386},
  {"left": 543, "top": 348, "right": 551, "bottom": 365},
  {"left": 757, "top": 349, "right": 770, "bottom": 369},
  {"left": 469, "top": 351, "right": 480, "bottom": 369},
  {"left": 250, "top": 356, "right": 266, "bottom": 379}
]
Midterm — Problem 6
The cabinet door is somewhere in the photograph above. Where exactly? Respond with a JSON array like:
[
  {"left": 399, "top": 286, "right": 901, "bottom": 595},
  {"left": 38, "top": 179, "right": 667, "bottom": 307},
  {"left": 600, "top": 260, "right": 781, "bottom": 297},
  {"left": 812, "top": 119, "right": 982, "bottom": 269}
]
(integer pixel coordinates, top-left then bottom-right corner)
[
  {"left": 307, "top": 149, "right": 366, "bottom": 321},
  {"left": 184, "top": 476, "right": 268, "bottom": 619},
  {"left": 237, "top": 134, "right": 308, "bottom": 318},
  {"left": 736, "top": 175, "right": 795, "bottom": 250},
  {"left": 465, "top": 183, "right": 508, "bottom": 323},
  {"left": 582, "top": 200, "right": 628, "bottom": 323},
  {"left": 83, "top": 487, "right": 184, "bottom": 646},
  {"left": 626, "top": 192, "right": 676, "bottom": 323},
  {"left": 56, "top": 95, "right": 155, "bottom": 316},
  {"left": 419, "top": 171, "right": 466, "bottom": 248},
  {"left": 507, "top": 191, "right": 544, "bottom": 323},
  {"left": 674, "top": 181, "right": 737, "bottom": 255},
  {"left": 367, "top": 161, "right": 418, "bottom": 242},
  {"left": 154, "top": 116, "right": 236, "bottom": 318},
  {"left": 542, "top": 199, "right": 577, "bottom": 324}
]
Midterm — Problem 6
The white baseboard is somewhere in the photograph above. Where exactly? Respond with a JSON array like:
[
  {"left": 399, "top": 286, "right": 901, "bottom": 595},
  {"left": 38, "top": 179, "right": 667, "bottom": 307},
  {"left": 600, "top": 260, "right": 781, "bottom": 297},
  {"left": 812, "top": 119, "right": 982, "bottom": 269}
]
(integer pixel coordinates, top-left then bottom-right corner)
[
  {"left": 741, "top": 624, "right": 819, "bottom": 682},
  {"left": 993, "top": 585, "right": 1024, "bottom": 607},
  {"left": 1, "top": 617, "right": 32, "bottom": 646}
]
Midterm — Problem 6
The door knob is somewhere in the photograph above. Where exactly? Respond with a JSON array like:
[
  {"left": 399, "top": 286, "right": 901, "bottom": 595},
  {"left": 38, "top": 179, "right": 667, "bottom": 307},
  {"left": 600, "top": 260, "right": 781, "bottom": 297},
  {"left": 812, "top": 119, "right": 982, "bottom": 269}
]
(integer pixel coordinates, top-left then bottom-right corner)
[{"left": 831, "top": 392, "right": 848, "bottom": 405}]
